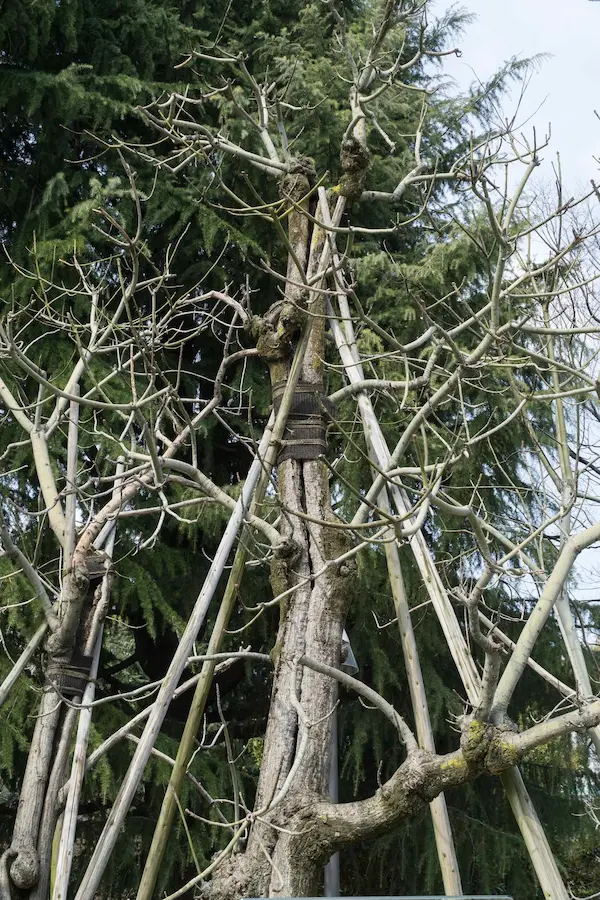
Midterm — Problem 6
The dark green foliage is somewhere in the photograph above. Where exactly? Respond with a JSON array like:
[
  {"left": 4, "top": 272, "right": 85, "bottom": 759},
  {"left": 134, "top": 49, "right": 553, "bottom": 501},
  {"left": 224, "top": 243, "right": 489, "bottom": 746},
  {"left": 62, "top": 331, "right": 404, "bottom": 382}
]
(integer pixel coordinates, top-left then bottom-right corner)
[{"left": 1, "top": 2, "right": 598, "bottom": 897}]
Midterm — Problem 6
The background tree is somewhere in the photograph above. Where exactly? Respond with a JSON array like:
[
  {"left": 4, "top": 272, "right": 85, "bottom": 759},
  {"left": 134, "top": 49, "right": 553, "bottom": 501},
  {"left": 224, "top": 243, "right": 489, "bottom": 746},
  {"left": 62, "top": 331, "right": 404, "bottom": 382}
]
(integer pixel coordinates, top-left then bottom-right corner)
[{"left": 1, "top": 1, "right": 600, "bottom": 899}]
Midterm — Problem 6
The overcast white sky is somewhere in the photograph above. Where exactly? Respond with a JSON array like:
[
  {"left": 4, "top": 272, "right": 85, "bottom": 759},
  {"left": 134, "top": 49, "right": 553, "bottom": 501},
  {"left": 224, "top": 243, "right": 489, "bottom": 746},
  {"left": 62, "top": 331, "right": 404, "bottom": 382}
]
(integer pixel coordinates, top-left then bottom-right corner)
[
  {"left": 440, "top": 0, "right": 600, "bottom": 193},
  {"left": 439, "top": 1, "right": 600, "bottom": 598}
]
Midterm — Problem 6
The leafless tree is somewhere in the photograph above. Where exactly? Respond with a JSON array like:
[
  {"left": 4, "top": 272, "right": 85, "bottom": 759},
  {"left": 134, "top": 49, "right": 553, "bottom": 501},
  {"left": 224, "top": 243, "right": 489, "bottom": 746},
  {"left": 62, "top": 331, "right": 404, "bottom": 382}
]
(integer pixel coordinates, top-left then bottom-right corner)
[{"left": 2, "top": 2, "right": 600, "bottom": 899}]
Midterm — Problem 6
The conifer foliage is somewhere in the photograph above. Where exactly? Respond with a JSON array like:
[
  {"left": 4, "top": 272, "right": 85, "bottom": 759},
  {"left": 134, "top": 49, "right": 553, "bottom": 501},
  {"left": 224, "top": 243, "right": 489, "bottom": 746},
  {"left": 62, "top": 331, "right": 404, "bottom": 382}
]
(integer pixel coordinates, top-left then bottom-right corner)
[{"left": 1, "top": 2, "right": 599, "bottom": 899}]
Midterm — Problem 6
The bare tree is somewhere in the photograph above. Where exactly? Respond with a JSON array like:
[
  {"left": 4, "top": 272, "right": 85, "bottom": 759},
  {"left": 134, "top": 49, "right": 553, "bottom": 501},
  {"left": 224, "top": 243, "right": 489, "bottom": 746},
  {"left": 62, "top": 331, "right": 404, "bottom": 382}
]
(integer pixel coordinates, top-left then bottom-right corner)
[{"left": 1, "top": 2, "right": 600, "bottom": 899}]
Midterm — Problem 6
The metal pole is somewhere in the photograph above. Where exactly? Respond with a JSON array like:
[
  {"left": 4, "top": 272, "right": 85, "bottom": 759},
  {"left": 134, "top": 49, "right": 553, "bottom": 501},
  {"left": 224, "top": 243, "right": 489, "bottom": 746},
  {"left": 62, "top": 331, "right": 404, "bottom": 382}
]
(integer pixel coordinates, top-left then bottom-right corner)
[
  {"left": 324, "top": 631, "right": 357, "bottom": 897},
  {"left": 324, "top": 709, "right": 340, "bottom": 897}
]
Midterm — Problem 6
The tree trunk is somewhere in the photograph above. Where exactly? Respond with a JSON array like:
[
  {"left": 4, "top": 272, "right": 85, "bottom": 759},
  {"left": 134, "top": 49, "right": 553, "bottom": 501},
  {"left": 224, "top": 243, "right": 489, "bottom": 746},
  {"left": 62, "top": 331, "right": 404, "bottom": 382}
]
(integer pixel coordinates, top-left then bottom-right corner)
[{"left": 207, "top": 178, "right": 355, "bottom": 899}]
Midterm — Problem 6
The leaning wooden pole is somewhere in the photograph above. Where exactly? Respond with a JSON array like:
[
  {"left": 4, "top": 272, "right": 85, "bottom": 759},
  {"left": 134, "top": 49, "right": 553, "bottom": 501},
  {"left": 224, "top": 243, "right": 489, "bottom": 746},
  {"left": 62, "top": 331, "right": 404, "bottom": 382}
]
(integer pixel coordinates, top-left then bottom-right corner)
[
  {"left": 322, "top": 191, "right": 568, "bottom": 900},
  {"left": 321, "top": 190, "right": 463, "bottom": 895},
  {"left": 0, "top": 623, "right": 48, "bottom": 710},
  {"left": 134, "top": 462, "right": 275, "bottom": 900},
  {"left": 74, "top": 409, "right": 279, "bottom": 900},
  {"left": 135, "top": 171, "right": 346, "bottom": 900},
  {"left": 545, "top": 306, "right": 600, "bottom": 759},
  {"left": 380, "top": 490, "right": 463, "bottom": 895}
]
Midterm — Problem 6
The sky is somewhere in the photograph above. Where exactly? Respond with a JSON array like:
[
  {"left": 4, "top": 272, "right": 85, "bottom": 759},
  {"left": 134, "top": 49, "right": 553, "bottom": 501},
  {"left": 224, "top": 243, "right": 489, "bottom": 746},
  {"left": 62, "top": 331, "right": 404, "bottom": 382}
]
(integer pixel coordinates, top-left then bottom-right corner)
[
  {"left": 439, "top": 0, "right": 600, "bottom": 194},
  {"left": 440, "top": 1, "right": 600, "bottom": 600}
]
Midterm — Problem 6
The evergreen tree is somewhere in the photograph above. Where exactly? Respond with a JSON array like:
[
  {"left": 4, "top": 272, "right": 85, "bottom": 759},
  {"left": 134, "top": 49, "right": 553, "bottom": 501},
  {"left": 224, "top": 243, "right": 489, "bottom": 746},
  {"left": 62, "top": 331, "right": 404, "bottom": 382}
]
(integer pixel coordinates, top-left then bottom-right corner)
[{"left": 0, "top": 2, "right": 598, "bottom": 897}]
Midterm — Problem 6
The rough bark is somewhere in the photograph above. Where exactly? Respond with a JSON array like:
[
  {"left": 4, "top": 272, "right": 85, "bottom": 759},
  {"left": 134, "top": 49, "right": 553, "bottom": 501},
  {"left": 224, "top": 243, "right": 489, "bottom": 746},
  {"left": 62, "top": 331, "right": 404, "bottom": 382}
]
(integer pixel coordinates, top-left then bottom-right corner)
[
  {"left": 206, "top": 180, "right": 356, "bottom": 899},
  {"left": 8, "top": 552, "right": 109, "bottom": 894},
  {"left": 204, "top": 705, "right": 596, "bottom": 900},
  {"left": 9, "top": 688, "right": 62, "bottom": 890}
]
